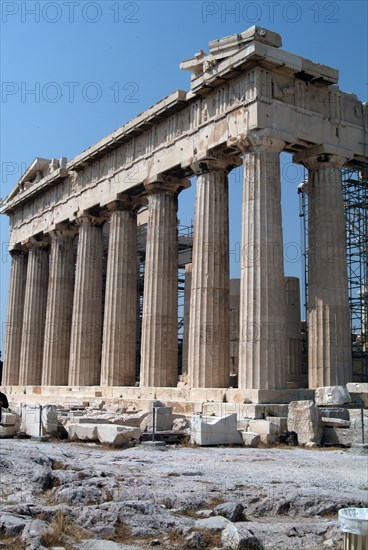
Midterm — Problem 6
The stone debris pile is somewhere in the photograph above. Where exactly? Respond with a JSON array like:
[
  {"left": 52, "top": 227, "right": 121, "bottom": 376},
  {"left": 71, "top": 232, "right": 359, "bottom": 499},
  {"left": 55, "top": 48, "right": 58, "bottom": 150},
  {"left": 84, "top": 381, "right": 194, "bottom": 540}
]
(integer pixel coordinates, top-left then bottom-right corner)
[{"left": 1, "top": 385, "right": 366, "bottom": 449}]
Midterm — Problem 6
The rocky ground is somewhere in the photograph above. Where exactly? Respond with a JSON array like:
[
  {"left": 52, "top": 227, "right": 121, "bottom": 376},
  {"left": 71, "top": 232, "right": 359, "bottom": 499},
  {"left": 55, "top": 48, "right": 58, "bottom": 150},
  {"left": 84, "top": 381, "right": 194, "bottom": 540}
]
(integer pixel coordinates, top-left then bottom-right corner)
[{"left": 0, "top": 439, "right": 367, "bottom": 550}]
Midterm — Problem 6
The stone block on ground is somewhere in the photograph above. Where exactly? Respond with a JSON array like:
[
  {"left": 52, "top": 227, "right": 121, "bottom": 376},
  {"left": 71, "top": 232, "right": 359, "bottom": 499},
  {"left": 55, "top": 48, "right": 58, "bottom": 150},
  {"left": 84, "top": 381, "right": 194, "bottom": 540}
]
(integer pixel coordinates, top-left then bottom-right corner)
[
  {"left": 248, "top": 420, "right": 279, "bottom": 435},
  {"left": 172, "top": 417, "right": 191, "bottom": 432},
  {"left": 195, "top": 516, "right": 231, "bottom": 531},
  {"left": 112, "top": 412, "right": 148, "bottom": 427},
  {"left": 221, "top": 523, "right": 264, "bottom": 549},
  {"left": 241, "top": 432, "right": 260, "bottom": 447},
  {"left": 321, "top": 427, "right": 361, "bottom": 447},
  {"left": 191, "top": 414, "right": 243, "bottom": 446},
  {"left": 287, "top": 400, "right": 322, "bottom": 446},
  {"left": 214, "top": 502, "right": 244, "bottom": 522},
  {"left": 97, "top": 424, "right": 140, "bottom": 445},
  {"left": 0, "top": 425, "right": 16, "bottom": 437},
  {"left": 20, "top": 404, "right": 58, "bottom": 437},
  {"left": 78, "top": 412, "right": 148, "bottom": 427},
  {"left": 146, "top": 406, "right": 173, "bottom": 432},
  {"left": 1, "top": 412, "right": 17, "bottom": 426},
  {"left": 0, "top": 513, "right": 29, "bottom": 535},
  {"left": 315, "top": 386, "right": 351, "bottom": 406},
  {"left": 67, "top": 423, "right": 98, "bottom": 441}
]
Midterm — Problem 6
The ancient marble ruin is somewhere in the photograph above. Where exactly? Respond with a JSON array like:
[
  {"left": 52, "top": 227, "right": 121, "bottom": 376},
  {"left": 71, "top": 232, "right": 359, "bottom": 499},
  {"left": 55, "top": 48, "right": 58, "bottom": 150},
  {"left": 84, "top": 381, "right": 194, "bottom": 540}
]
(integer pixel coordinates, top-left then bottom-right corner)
[{"left": 2, "top": 26, "right": 367, "bottom": 402}]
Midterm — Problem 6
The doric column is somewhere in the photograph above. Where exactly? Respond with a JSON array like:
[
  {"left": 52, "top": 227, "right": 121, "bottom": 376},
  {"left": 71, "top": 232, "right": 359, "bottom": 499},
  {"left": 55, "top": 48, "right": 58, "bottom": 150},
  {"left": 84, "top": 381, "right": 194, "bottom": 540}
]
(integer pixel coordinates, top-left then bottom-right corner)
[
  {"left": 238, "top": 132, "right": 287, "bottom": 389},
  {"left": 295, "top": 150, "right": 352, "bottom": 387},
  {"left": 68, "top": 214, "right": 104, "bottom": 386},
  {"left": 41, "top": 225, "right": 76, "bottom": 386},
  {"left": 101, "top": 196, "right": 146, "bottom": 386},
  {"left": 188, "top": 155, "right": 240, "bottom": 388},
  {"left": 2, "top": 248, "right": 28, "bottom": 386},
  {"left": 284, "top": 276, "right": 303, "bottom": 386},
  {"left": 140, "top": 176, "right": 189, "bottom": 387},
  {"left": 19, "top": 240, "right": 49, "bottom": 386}
]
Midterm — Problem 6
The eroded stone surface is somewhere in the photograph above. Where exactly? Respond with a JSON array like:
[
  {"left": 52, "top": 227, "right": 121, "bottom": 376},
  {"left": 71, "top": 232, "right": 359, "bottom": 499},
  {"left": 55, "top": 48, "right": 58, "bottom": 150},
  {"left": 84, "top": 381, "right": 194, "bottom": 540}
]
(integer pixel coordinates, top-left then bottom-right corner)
[
  {"left": 0, "top": 440, "right": 365, "bottom": 549},
  {"left": 287, "top": 400, "right": 322, "bottom": 446},
  {"left": 315, "top": 386, "right": 351, "bottom": 406}
]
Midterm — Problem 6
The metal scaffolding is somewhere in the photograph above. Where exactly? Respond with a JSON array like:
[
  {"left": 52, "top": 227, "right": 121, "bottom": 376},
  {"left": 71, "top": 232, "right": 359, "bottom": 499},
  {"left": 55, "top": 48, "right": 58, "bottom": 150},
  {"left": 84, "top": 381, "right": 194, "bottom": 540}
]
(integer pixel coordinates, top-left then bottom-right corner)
[{"left": 342, "top": 167, "right": 368, "bottom": 382}]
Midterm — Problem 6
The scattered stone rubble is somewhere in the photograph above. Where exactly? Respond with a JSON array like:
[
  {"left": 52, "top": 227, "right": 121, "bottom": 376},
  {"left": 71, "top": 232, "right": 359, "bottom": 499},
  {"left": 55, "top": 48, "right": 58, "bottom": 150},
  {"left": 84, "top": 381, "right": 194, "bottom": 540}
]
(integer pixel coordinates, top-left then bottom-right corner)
[{"left": 1, "top": 385, "right": 367, "bottom": 450}]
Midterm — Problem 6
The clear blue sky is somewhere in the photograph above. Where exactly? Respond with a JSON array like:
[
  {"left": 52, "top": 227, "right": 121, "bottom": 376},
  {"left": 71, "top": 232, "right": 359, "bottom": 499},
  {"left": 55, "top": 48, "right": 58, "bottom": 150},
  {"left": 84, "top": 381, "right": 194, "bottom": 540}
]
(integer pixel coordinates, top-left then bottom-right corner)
[{"left": 1, "top": 0, "right": 367, "bottom": 353}]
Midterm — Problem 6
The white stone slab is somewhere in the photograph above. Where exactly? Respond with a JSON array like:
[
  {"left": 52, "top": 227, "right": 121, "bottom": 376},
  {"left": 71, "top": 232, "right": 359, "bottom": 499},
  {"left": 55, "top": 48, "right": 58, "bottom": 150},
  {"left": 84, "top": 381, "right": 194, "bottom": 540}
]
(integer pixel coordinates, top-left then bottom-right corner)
[
  {"left": 97, "top": 424, "right": 140, "bottom": 445},
  {"left": 190, "top": 414, "right": 243, "bottom": 446},
  {"left": 315, "top": 386, "right": 351, "bottom": 406}
]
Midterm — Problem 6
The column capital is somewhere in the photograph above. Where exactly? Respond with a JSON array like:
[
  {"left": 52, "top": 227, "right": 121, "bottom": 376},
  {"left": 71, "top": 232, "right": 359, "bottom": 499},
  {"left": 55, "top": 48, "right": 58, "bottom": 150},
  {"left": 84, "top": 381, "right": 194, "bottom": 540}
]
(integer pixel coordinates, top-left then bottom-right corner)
[
  {"left": 144, "top": 174, "right": 190, "bottom": 195},
  {"left": 189, "top": 153, "right": 242, "bottom": 176},
  {"left": 106, "top": 194, "right": 148, "bottom": 214},
  {"left": 182, "top": 151, "right": 241, "bottom": 175},
  {"left": 9, "top": 246, "right": 27, "bottom": 258},
  {"left": 75, "top": 211, "right": 107, "bottom": 227},
  {"left": 233, "top": 130, "right": 285, "bottom": 154},
  {"left": 293, "top": 145, "right": 353, "bottom": 169},
  {"left": 23, "top": 235, "right": 50, "bottom": 249},
  {"left": 47, "top": 222, "right": 78, "bottom": 240}
]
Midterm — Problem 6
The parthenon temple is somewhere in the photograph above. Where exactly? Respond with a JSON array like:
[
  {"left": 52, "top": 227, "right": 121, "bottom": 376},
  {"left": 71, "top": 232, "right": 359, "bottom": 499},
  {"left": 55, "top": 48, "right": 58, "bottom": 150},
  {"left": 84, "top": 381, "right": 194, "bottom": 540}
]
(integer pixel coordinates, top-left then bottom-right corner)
[{"left": 2, "top": 26, "right": 367, "bottom": 404}]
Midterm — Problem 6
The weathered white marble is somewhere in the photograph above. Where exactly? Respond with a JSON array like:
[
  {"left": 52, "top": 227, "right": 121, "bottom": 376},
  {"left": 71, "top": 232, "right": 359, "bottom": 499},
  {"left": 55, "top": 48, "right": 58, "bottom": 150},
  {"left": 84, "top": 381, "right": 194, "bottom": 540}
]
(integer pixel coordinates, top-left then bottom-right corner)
[
  {"left": 3, "top": 250, "right": 27, "bottom": 386},
  {"left": 42, "top": 226, "right": 76, "bottom": 386},
  {"left": 19, "top": 244, "right": 49, "bottom": 386},
  {"left": 101, "top": 197, "right": 145, "bottom": 386},
  {"left": 68, "top": 216, "right": 104, "bottom": 386},
  {"left": 188, "top": 156, "right": 240, "bottom": 388},
  {"left": 238, "top": 132, "right": 287, "bottom": 390},
  {"left": 140, "top": 177, "right": 189, "bottom": 387}
]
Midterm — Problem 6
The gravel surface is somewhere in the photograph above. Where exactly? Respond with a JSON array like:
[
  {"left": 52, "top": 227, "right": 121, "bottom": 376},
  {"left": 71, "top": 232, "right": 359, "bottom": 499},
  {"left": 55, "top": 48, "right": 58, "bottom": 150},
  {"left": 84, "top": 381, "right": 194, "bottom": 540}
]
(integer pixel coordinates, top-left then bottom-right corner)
[{"left": 0, "top": 439, "right": 367, "bottom": 549}]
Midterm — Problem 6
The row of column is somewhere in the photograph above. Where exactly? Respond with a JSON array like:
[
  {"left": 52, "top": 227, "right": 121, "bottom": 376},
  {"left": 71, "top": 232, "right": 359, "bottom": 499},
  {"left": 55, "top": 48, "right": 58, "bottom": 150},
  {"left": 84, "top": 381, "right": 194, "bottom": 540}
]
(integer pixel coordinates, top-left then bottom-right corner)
[
  {"left": 4, "top": 197, "right": 143, "bottom": 387},
  {"left": 3, "top": 132, "right": 352, "bottom": 389}
]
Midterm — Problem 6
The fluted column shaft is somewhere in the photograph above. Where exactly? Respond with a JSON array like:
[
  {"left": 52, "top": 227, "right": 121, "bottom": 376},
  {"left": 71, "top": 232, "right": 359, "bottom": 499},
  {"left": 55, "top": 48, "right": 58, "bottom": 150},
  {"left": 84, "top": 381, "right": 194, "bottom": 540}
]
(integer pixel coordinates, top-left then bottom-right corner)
[
  {"left": 238, "top": 133, "right": 287, "bottom": 389},
  {"left": 3, "top": 249, "right": 28, "bottom": 385},
  {"left": 41, "top": 227, "right": 76, "bottom": 386},
  {"left": 305, "top": 155, "right": 352, "bottom": 387},
  {"left": 188, "top": 157, "right": 235, "bottom": 388},
  {"left": 68, "top": 216, "right": 103, "bottom": 386},
  {"left": 140, "top": 178, "right": 187, "bottom": 387},
  {"left": 19, "top": 244, "right": 49, "bottom": 386},
  {"left": 101, "top": 197, "right": 144, "bottom": 386}
]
